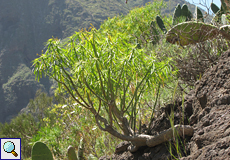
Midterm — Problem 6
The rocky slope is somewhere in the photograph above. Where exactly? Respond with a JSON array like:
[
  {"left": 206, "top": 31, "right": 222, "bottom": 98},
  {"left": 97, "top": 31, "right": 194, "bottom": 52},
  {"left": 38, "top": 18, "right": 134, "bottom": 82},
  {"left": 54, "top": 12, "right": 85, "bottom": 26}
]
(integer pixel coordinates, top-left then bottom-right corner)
[{"left": 99, "top": 50, "right": 230, "bottom": 159}]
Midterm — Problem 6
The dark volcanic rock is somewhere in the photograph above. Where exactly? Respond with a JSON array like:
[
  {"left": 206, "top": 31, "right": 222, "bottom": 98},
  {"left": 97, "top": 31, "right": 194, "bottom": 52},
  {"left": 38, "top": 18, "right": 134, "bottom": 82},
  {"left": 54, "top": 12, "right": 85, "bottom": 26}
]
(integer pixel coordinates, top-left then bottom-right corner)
[
  {"left": 181, "top": 50, "right": 230, "bottom": 160},
  {"left": 100, "top": 50, "right": 230, "bottom": 159},
  {"left": 115, "top": 141, "right": 131, "bottom": 154}
]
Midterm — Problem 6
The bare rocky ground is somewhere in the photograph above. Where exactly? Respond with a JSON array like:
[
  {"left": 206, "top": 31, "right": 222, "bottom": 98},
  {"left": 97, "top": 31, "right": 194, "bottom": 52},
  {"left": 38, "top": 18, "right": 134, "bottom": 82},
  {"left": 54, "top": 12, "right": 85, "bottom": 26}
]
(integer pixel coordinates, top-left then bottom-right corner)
[{"left": 99, "top": 50, "right": 230, "bottom": 160}]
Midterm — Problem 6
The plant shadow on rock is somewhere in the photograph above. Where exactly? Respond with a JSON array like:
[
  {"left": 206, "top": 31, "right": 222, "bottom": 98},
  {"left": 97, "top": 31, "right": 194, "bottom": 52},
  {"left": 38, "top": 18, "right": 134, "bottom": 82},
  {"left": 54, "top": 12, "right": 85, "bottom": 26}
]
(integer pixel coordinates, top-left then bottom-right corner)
[{"left": 99, "top": 50, "right": 230, "bottom": 160}]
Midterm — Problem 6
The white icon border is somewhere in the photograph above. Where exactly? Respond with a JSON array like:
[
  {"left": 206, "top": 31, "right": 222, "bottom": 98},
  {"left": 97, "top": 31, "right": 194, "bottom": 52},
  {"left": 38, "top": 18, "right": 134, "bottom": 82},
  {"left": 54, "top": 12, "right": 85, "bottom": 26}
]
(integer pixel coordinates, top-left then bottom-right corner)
[{"left": 1, "top": 138, "right": 21, "bottom": 160}]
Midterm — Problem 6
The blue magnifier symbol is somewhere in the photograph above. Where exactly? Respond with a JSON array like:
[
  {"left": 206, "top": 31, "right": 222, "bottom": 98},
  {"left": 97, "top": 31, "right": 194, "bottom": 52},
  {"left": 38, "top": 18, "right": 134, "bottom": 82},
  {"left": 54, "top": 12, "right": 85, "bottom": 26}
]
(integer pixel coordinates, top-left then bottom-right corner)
[{"left": 3, "top": 141, "right": 18, "bottom": 157}]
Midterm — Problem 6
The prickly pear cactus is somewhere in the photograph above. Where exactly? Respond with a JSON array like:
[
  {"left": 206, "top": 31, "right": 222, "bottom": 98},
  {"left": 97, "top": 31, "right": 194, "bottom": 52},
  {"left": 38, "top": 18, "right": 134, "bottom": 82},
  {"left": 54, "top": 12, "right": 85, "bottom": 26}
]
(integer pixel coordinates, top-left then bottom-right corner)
[
  {"left": 157, "top": 0, "right": 230, "bottom": 47},
  {"left": 211, "top": 2, "right": 220, "bottom": 14},
  {"left": 181, "top": 4, "right": 188, "bottom": 17},
  {"left": 31, "top": 142, "right": 54, "bottom": 160},
  {"left": 156, "top": 15, "right": 167, "bottom": 34},
  {"left": 67, "top": 146, "right": 78, "bottom": 160},
  {"left": 181, "top": 4, "right": 192, "bottom": 21},
  {"left": 166, "top": 21, "right": 219, "bottom": 46},
  {"left": 212, "top": 0, "right": 230, "bottom": 25},
  {"left": 172, "top": 4, "right": 182, "bottom": 25},
  {"left": 195, "top": 6, "right": 204, "bottom": 22},
  {"left": 156, "top": 3, "right": 192, "bottom": 34}
]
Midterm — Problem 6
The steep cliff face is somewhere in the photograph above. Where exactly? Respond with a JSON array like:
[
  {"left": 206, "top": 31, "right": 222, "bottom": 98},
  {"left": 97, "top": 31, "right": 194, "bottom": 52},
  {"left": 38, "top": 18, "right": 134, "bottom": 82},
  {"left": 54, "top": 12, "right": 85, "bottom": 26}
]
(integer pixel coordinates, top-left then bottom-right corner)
[{"left": 0, "top": 0, "right": 51, "bottom": 122}]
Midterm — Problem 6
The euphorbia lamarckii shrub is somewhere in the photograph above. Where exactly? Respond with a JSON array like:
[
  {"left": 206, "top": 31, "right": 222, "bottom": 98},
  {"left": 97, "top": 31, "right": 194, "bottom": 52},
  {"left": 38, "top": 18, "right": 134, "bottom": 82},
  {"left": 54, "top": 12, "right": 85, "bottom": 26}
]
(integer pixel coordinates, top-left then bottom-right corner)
[{"left": 33, "top": 28, "right": 193, "bottom": 152}]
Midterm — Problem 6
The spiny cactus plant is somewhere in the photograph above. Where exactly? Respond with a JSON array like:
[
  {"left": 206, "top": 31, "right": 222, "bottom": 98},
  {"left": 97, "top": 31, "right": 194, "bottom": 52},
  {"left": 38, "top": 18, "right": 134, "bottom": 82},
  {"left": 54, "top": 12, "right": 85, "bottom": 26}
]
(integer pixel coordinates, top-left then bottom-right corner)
[
  {"left": 211, "top": 2, "right": 220, "bottom": 14},
  {"left": 167, "top": 24, "right": 230, "bottom": 46},
  {"left": 166, "top": 0, "right": 230, "bottom": 46},
  {"left": 31, "top": 142, "right": 54, "bottom": 160},
  {"left": 211, "top": 0, "right": 230, "bottom": 25},
  {"left": 181, "top": 4, "right": 193, "bottom": 21},
  {"left": 172, "top": 4, "right": 193, "bottom": 25},
  {"left": 156, "top": 16, "right": 167, "bottom": 34},
  {"left": 195, "top": 6, "right": 204, "bottom": 22},
  {"left": 166, "top": 22, "right": 219, "bottom": 46},
  {"left": 172, "top": 4, "right": 182, "bottom": 25},
  {"left": 156, "top": 4, "right": 192, "bottom": 34},
  {"left": 32, "top": 139, "right": 84, "bottom": 160}
]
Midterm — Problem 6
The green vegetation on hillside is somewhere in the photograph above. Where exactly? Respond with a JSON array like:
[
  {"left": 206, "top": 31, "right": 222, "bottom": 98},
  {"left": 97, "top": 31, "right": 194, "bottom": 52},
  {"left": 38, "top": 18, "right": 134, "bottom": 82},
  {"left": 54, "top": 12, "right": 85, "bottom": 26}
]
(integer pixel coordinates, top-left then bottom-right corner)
[
  {"left": 33, "top": 0, "right": 175, "bottom": 155},
  {"left": 0, "top": 0, "right": 157, "bottom": 124},
  {"left": 46, "top": 0, "right": 155, "bottom": 38},
  {"left": 1, "top": 0, "right": 228, "bottom": 159},
  {"left": 0, "top": 0, "right": 200, "bottom": 125}
]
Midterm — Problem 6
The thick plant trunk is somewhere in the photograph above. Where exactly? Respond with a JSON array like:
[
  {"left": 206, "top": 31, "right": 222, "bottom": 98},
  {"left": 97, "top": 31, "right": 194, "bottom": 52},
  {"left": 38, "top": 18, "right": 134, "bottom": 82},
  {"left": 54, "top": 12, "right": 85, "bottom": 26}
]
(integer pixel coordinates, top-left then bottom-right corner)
[
  {"left": 108, "top": 124, "right": 194, "bottom": 152},
  {"left": 146, "top": 124, "right": 194, "bottom": 147},
  {"left": 94, "top": 109, "right": 194, "bottom": 152}
]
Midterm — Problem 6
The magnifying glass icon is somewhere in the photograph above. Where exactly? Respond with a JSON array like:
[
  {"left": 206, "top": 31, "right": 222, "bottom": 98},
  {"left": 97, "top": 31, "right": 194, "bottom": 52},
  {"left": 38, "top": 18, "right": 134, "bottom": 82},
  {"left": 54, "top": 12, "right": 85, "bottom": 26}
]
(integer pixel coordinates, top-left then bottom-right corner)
[{"left": 3, "top": 141, "right": 18, "bottom": 157}]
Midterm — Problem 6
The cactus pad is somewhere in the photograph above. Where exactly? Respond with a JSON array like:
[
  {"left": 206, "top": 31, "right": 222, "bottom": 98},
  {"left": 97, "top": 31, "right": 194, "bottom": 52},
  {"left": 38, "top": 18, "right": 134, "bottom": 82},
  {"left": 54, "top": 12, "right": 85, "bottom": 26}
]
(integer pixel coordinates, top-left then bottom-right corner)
[
  {"left": 195, "top": 6, "right": 204, "bottom": 22},
  {"left": 181, "top": 4, "right": 188, "bottom": 17},
  {"left": 211, "top": 3, "right": 220, "bottom": 14},
  {"left": 67, "top": 146, "right": 78, "bottom": 160},
  {"left": 181, "top": 4, "right": 192, "bottom": 21},
  {"left": 166, "top": 22, "right": 219, "bottom": 46},
  {"left": 172, "top": 4, "right": 182, "bottom": 25},
  {"left": 156, "top": 16, "right": 167, "bottom": 34},
  {"left": 31, "top": 142, "right": 53, "bottom": 160}
]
